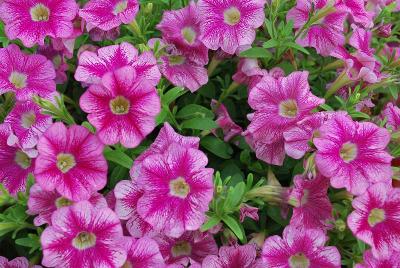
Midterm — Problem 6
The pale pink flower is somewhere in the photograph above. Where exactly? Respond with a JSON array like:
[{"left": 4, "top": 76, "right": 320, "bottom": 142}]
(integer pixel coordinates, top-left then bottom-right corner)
[
  {"left": 287, "top": 0, "right": 347, "bottom": 56},
  {"left": 348, "top": 183, "right": 400, "bottom": 256},
  {"left": 0, "top": 123, "right": 35, "bottom": 195},
  {"left": 123, "top": 237, "right": 165, "bottom": 268},
  {"left": 314, "top": 114, "right": 392, "bottom": 195},
  {"left": 5, "top": 101, "right": 52, "bottom": 149},
  {"left": 0, "top": 44, "right": 56, "bottom": 101},
  {"left": 211, "top": 100, "right": 243, "bottom": 142},
  {"left": 157, "top": 1, "right": 208, "bottom": 65},
  {"left": 0, "top": 256, "right": 36, "bottom": 268},
  {"left": 79, "top": 0, "right": 139, "bottom": 31},
  {"left": 244, "top": 132, "right": 286, "bottom": 166},
  {"left": 80, "top": 66, "right": 161, "bottom": 148},
  {"left": 27, "top": 183, "right": 107, "bottom": 226},
  {"left": 198, "top": 0, "right": 266, "bottom": 54},
  {"left": 202, "top": 244, "right": 260, "bottom": 268},
  {"left": 288, "top": 175, "right": 333, "bottom": 230},
  {"left": 239, "top": 204, "right": 259, "bottom": 222},
  {"left": 137, "top": 143, "right": 214, "bottom": 237},
  {"left": 262, "top": 226, "right": 341, "bottom": 267},
  {"left": 232, "top": 58, "right": 269, "bottom": 87},
  {"left": 382, "top": 103, "right": 400, "bottom": 131},
  {"left": 337, "top": 0, "right": 374, "bottom": 28},
  {"left": 156, "top": 231, "right": 218, "bottom": 266},
  {"left": 0, "top": 0, "right": 77, "bottom": 47},
  {"left": 34, "top": 123, "right": 108, "bottom": 201},
  {"left": 75, "top": 42, "right": 161, "bottom": 86},
  {"left": 41, "top": 201, "right": 127, "bottom": 268},
  {"left": 355, "top": 249, "right": 400, "bottom": 268}
]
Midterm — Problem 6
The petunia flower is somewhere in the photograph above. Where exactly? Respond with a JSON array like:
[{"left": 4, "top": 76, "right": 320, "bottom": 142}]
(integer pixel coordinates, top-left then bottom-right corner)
[
  {"left": 37, "top": 45, "right": 69, "bottom": 84},
  {"left": 198, "top": 0, "right": 266, "bottom": 54},
  {"left": 27, "top": 183, "right": 107, "bottom": 226},
  {"left": 0, "top": 0, "right": 77, "bottom": 47},
  {"left": 41, "top": 201, "right": 127, "bottom": 268},
  {"left": 348, "top": 183, "right": 400, "bottom": 256},
  {"left": 80, "top": 66, "right": 161, "bottom": 148},
  {"left": 239, "top": 204, "right": 259, "bottom": 222},
  {"left": 0, "top": 256, "right": 40, "bottom": 268},
  {"left": 136, "top": 143, "right": 214, "bottom": 237},
  {"left": 262, "top": 225, "right": 341, "bottom": 267},
  {"left": 202, "top": 244, "right": 261, "bottom": 268},
  {"left": 89, "top": 27, "right": 120, "bottom": 42},
  {"left": 75, "top": 42, "right": 160, "bottom": 86},
  {"left": 314, "top": 114, "right": 392, "bottom": 195},
  {"left": 232, "top": 58, "right": 269, "bottom": 87},
  {"left": 337, "top": 0, "right": 374, "bottom": 28},
  {"left": 211, "top": 100, "right": 243, "bottom": 142},
  {"left": 355, "top": 249, "right": 400, "bottom": 268},
  {"left": 381, "top": 102, "right": 400, "bottom": 131},
  {"left": 79, "top": 0, "right": 139, "bottom": 31},
  {"left": 0, "top": 44, "right": 56, "bottom": 101},
  {"left": 123, "top": 237, "right": 165, "bottom": 268},
  {"left": 34, "top": 122, "right": 108, "bottom": 201}
]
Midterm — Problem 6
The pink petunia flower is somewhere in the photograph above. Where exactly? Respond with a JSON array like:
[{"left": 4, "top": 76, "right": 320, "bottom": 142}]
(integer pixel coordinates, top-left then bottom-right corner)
[
  {"left": 0, "top": 44, "right": 56, "bottom": 101},
  {"left": 156, "top": 231, "right": 218, "bottom": 266},
  {"left": 288, "top": 175, "right": 333, "bottom": 230},
  {"left": 355, "top": 249, "right": 400, "bottom": 268},
  {"left": 41, "top": 201, "right": 127, "bottom": 268},
  {"left": 114, "top": 180, "right": 156, "bottom": 238},
  {"left": 202, "top": 244, "right": 261, "bottom": 268},
  {"left": 34, "top": 122, "right": 108, "bottom": 201},
  {"left": 382, "top": 103, "right": 400, "bottom": 131},
  {"left": 123, "top": 237, "right": 165, "bottom": 268},
  {"left": 232, "top": 58, "right": 268, "bottom": 87},
  {"left": 80, "top": 66, "right": 161, "bottom": 148},
  {"left": 5, "top": 101, "right": 52, "bottom": 149},
  {"left": 79, "top": 0, "right": 139, "bottom": 31},
  {"left": 287, "top": 0, "right": 347, "bottom": 56},
  {"left": 314, "top": 114, "right": 392, "bottom": 195},
  {"left": 0, "top": 256, "right": 40, "bottom": 268},
  {"left": 262, "top": 226, "right": 341, "bottom": 267},
  {"left": 75, "top": 42, "right": 161, "bottom": 86},
  {"left": 136, "top": 143, "right": 214, "bottom": 237},
  {"left": 37, "top": 45, "right": 69, "bottom": 84},
  {"left": 211, "top": 100, "right": 243, "bottom": 142},
  {"left": 27, "top": 183, "right": 107, "bottom": 226},
  {"left": 239, "top": 204, "right": 259, "bottom": 222},
  {"left": 0, "top": 123, "right": 35, "bottom": 195},
  {"left": 198, "top": 0, "right": 266, "bottom": 54},
  {"left": 0, "top": 0, "right": 77, "bottom": 47},
  {"left": 337, "top": 0, "right": 374, "bottom": 28},
  {"left": 157, "top": 1, "right": 208, "bottom": 65},
  {"left": 244, "top": 71, "right": 324, "bottom": 166},
  {"left": 348, "top": 183, "right": 400, "bottom": 256},
  {"left": 89, "top": 27, "right": 120, "bottom": 42}
]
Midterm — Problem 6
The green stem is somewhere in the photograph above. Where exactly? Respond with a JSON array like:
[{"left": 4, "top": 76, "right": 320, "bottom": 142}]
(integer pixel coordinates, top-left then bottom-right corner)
[
  {"left": 324, "top": 71, "right": 352, "bottom": 99},
  {"left": 214, "top": 82, "right": 240, "bottom": 110},
  {"left": 207, "top": 55, "right": 222, "bottom": 76}
]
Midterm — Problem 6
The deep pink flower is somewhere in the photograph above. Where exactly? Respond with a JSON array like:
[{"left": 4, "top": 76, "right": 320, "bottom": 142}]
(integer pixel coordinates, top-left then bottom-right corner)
[
  {"left": 0, "top": 0, "right": 77, "bottom": 47},
  {"left": 355, "top": 249, "right": 400, "bottom": 268},
  {"left": 80, "top": 66, "right": 160, "bottom": 148},
  {"left": 137, "top": 143, "right": 214, "bottom": 237},
  {"left": 0, "top": 44, "right": 56, "bottom": 101},
  {"left": 198, "top": 0, "right": 266, "bottom": 54},
  {"left": 287, "top": 0, "right": 347, "bottom": 56},
  {"left": 337, "top": 0, "right": 374, "bottom": 28},
  {"left": 34, "top": 122, "right": 108, "bottom": 201},
  {"left": 157, "top": 1, "right": 208, "bottom": 65},
  {"left": 37, "top": 45, "right": 69, "bottom": 84},
  {"left": 244, "top": 71, "right": 324, "bottom": 165},
  {"left": 156, "top": 231, "right": 218, "bottom": 266},
  {"left": 123, "top": 237, "right": 165, "bottom": 268},
  {"left": 262, "top": 226, "right": 341, "bottom": 267},
  {"left": 211, "top": 100, "right": 243, "bottom": 142},
  {"left": 314, "top": 114, "right": 392, "bottom": 195},
  {"left": 348, "top": 183, "right": 400, "bottom": 256},
  {"left": 202, "top": 244, "right": 260, "bottom": 268},
  {"left": 75, "top": 42, "right": 161, "bottom": 86},
  {"left": 239, "top": 204, "right": 259, "bottom": 222},
  {"left": 382, "top": 103, "right": 400, "bottom": 131},
  {"left": 41, "top": 201, "right": 127, "bottom": 268},
  {"left": 232, "top": 58, "right": 269, "bottom": 87},
  {"left": 288, "top": 175, "right": 333, "bottom": 230},
  {"left": 80, "top": 0, "right": 139, "bottom": 31},
  {"left": 5, "top": 101, "right": 52, "bottom": 149},
  {"left": 114, "top": 180, "right": 156, "bottom": 238},
  {"left": 0, "top": 256, "right": 35, "bottom": 268},
  {"left": 27, "top": 183, "right": 107, "bottom": 226},
  {"left": 0, "top": 123, "right": 35, "bottom": 195}
]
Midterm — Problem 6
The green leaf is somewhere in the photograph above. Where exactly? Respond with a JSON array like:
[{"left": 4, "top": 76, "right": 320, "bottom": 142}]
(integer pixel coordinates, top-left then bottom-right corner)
[
  {"left": 201, "top": 215, "right": 221, "bottom": 232},
  {"left": 200, "top": 136, "right": 233, "bottom": 159},
  {"left": 15, "top": 234, "right": 41, "bottom": 254},
  {"left": 81, "top": 121, "right": 96, "bottom": 133},
  {"left": 155, "top": 107, "right": 168, "bottom": 125},
  {"left": 286, "top": 42, "right": 310, "bottom": 55},
  {"left": 319, "top": 103, "right": 334, "bottom": 111},
  {"left": 162, "top": 87, "right": 186, "bottom": 105},
  {"left": 176, "top": 104, "right": 214, "bottom": 119},
  {"left": 181, "top": 117, "right": 218, "bottom": 130},
  {"left": 104, "top": 149, "right": 133, "bottom": 169},
  {"left": 349, "top": 111, "right": 370, "bottom": 119},
  {"left": 225, "top": 182, "right": 246, "bottom": 211},
  {"left": 222, "top": 215, "right": 244, "bottom": 241},
  {"left": 240, "top": 47, "right": 272, "bottom": 58}
]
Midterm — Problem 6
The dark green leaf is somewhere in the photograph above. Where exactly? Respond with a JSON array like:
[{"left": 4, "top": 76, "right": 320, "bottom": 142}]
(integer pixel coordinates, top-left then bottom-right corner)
[
  {"left": 181, "top": 118, "right": 218, "bottom": 130},
  {"left": 240, "top": 47, "right": 272, "bottom": 58},
  {"left": 200, "top": 136, "right": 233, "bottom": 159}
]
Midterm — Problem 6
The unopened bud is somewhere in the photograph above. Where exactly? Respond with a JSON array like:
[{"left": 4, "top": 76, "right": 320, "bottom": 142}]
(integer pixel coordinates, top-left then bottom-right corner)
[{"left": 378, "top": 24, "right": 392, "bottom": 38}]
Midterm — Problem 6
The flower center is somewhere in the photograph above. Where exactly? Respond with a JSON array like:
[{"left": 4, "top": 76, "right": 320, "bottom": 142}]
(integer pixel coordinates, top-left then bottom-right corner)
[
  {"left": 279, "top": 99, "right": 298, "bottom": 118},
  {"left": 169, "top": 55, "right": 186, "bottom": 66},
  {"left": 109, "top": 96, "right": 130, "bottom": 115},
  {"left": 30, "top": 3, "right": 50, "bottom": 22},
  {"left": 72, "top": 231, "right": 96, "bottom": 250},
  {"left": 368, "top": 208, "right": 386, "bottom": 227},
  {"left": 169, "top": 177, "right": 190, "bottom": 199},
  {"left": 121, "top": 261, "right": 133, "bottom": 268},
  {"left": 9, "top": 71, "right": 27, "bottom": 89},
  {"left": 14, "top": 150, "right": 31, "bottom": 169},
  {"left": 113, "top": 0, "right": 128, "bottom": 15},
  {"left": 223, "top": 7, "right": 241, "bottom": 26},
  {"left": 339, "top": 142, "right": 358, "bottom": 163},
  {"left": 289, "top": 252, "right": 310, "bottom": 268},
  {"left": 181, "top": 27, "right": 196, "bottom": 45},
  {"left": 55, "top": 197, "right": 74, "bottom": 208},
  {"left": 56, "top": 153, "right": 76, "bottom": 173},
  {"left": 171, "top": 241, "right": 192, "bottom": 257},
  {"left": 21, "top": 111, "right": 36, "bottom": 129}
]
